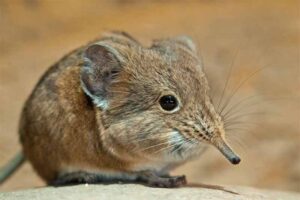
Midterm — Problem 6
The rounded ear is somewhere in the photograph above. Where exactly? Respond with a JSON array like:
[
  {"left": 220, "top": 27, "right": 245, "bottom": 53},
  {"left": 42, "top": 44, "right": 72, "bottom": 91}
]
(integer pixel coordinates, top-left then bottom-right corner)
[
  {"left": 151, "top": 35, "right": 197, "bottom": 55},
  {"left": 103, "top": 31, "right": 141, "bottom": 46},
  {"left": 173, "top": 36, "right": 197, "bottom": 53},
  {"left": 81, "top": 43, "right": 124, "bottom": 109}
]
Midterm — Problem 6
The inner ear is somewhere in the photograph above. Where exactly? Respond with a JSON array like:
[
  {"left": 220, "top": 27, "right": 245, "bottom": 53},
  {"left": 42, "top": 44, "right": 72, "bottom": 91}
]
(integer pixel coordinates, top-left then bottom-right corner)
[{"left": 81, "top": 43, "right": 123, "bottom": 109}]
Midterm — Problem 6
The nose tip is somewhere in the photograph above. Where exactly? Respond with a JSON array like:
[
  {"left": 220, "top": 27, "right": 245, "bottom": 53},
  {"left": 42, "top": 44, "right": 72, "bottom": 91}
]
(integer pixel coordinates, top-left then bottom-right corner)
[
  {"left": 212, "top": 136, "right": 241, "bottom": 165},
  {"left": 230, "top": 156, "right": 241, "bottom": 165}
]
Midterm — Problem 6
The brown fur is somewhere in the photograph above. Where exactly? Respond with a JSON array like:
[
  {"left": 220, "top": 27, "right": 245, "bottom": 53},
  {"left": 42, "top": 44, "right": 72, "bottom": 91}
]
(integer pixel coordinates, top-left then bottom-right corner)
[{"left": 19, "top": 32, "right": 240, "bottom": 187}]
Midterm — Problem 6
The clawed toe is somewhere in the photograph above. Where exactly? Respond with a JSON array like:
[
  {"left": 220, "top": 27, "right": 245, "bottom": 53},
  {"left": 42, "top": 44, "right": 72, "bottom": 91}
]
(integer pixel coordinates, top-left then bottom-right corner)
[{"left": 147, "top": 175, "right": 187, "bottom": 188}]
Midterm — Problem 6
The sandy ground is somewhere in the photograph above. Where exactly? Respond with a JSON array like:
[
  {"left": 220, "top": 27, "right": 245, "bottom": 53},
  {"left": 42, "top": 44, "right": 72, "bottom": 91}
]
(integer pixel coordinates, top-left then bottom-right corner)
[
  {"left": 0, "top": 0, "right": 299, "bottom": 192},
  {"left": 2, "top": 184, "right": 300, "bottom": 200}
]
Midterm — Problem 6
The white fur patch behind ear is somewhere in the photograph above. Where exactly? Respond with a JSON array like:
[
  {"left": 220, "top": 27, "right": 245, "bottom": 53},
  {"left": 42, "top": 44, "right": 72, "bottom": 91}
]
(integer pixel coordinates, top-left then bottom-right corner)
[
  {"left": 94, "top": 98, "right": 109, "bottom": 109},
  {"left": 80, "top": 78, "right": 109, "bottom": 110}
]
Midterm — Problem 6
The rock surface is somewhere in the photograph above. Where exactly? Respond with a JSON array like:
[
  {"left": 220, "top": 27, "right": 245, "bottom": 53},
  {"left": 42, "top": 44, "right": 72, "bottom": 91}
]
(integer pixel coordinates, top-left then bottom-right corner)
[{"left": 0, "top": 184, "right": 299, "bottom": 200}]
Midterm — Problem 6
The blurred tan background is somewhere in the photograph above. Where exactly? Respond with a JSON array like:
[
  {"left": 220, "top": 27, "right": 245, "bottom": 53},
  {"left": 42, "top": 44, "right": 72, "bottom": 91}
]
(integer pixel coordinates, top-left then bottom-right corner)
[{"left": 0, "top": 0, "right": 299, "bottom": 192}]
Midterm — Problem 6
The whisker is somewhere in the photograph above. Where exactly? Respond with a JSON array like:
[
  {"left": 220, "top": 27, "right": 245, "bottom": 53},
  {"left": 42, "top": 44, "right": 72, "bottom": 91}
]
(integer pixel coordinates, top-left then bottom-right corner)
[
  {"left": 171, "top": 143, "right": 183, "bottom": 154},
  {"left": 222, "top": 94, "right": 261, "bottom": 119},
  {"left": 217, "top": 41, "right": 272, "bottom": 115},
  {"left": 128, "top": 133, "right": 171, "bottom": 144},
  {"left": 226, "top": 127, "right": 251, "bottom": 133},
  {"left": 153, "top": 142, "right": 183, "bottom": 155},
  {"left": 127, "top": 134, "right": 174, "bottom": 152},
  {"left": 225, "top": 121, "right": 259, "bottom": 127},
  {"left": 223, "top": 96, "right": 288, "bottom": 120},
  {"left": 224, "top": 111, "right": 268, "bottom": 124},
  {"left": 139, "top": 140, "right": 171, "bottom": 152},
  {"left": 226, "top": 136, "right": 247, "bottom": 154},
  {"left": 216, "top": 45, "right": 241, "bottom": 111},
  {"left": 138, "top": 133, "right": 184, "bottom": 153},
  {"left": 224, "top": 121, "right": 260, "bottom": 128},
  {"left": 219, "top": 64, "right": 272, "bottom": 115}
]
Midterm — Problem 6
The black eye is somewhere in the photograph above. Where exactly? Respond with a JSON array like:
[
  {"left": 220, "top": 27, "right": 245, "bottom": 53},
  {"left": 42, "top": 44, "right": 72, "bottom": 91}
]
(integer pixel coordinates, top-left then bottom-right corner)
[{"left": 159, "top": 95, "right": 179, "bottom": 111}]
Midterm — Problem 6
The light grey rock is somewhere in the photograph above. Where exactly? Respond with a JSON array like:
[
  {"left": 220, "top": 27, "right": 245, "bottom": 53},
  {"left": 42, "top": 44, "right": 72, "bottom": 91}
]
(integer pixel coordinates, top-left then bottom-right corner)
[{"left": 0, "top": 184, "right": 299, "bottom": 200}]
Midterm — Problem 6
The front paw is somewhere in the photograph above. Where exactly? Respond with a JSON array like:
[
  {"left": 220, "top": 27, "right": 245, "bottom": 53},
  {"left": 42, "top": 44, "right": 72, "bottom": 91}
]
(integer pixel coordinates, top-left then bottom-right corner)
[{"left": 147, "top": 175, "right": 187, "bottom": 188}]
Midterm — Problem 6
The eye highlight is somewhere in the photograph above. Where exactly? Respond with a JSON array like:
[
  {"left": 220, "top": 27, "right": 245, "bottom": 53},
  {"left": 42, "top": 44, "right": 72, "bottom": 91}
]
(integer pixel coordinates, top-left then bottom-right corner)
[{"left": 159, "top": 95, "right": 179, "bottom": 112}]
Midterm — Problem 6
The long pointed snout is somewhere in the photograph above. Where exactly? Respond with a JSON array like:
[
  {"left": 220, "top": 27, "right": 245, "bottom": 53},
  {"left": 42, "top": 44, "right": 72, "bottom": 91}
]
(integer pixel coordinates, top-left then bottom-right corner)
[{"left": 212, "top": 137, "right": 241, "bottom": 165}]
